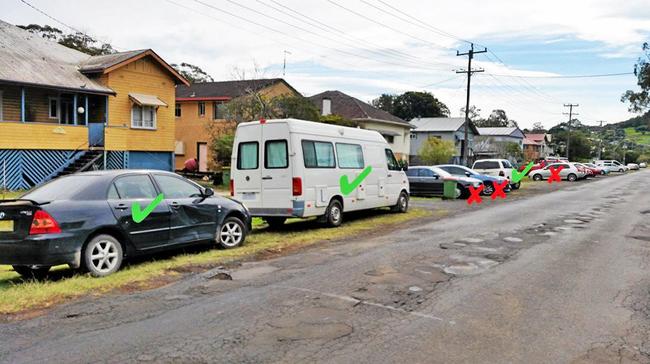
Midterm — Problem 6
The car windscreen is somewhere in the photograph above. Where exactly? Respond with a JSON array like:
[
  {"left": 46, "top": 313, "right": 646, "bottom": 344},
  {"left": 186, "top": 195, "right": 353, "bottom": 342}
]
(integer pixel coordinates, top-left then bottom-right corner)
[
  {"left": 502, "top": 160, "right": 513, "bottom": 168},
  {"left": 22, "top": 175, "right": 103, "bottom": 201}
]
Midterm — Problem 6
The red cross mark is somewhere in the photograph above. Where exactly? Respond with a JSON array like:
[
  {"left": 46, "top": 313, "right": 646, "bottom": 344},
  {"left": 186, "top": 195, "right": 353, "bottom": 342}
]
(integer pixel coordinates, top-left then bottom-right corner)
[
  {"left": 467, "top": 184, "right": 484, "bottom": 205},
  {"left": 491, "top": 180, "right": 509, "bottom": 200},
  {"left": 548, "top": 165, "right": 564, "bottom": 184}
]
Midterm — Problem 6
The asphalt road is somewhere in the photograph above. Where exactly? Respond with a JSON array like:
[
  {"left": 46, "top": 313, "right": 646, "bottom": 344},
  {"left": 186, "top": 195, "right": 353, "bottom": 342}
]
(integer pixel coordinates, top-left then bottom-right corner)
[{"left": 2, "top": 171, "right": 650, "bottom": 363}]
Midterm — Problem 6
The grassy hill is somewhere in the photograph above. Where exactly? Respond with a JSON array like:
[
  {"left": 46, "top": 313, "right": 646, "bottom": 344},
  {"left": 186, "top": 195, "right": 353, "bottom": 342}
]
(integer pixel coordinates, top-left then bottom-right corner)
[{"left": 624, "top": 127, "right": 650, "bottom": 145}]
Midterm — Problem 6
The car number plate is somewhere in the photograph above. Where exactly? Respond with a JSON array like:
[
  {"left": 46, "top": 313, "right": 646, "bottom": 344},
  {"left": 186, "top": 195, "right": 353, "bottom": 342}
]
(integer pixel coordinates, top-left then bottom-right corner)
[
  {"left": 0, "top": 220, "right": 14, "bottom": 232},
  {"left": 241, "top": 192, "right": 256, "bottom": 201}
]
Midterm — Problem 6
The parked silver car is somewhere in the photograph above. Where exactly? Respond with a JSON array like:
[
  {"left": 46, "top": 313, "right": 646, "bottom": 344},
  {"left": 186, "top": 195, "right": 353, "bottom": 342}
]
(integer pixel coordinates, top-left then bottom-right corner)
[{"left": 528, "top": 162, "right": 587, "bottom": 182}]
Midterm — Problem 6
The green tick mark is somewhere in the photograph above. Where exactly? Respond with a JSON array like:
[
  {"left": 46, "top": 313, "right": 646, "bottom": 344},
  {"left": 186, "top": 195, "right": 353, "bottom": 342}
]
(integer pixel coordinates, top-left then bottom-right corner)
[
  {"left": 131, "top": 193, "right": 165, "bottom": 223},
  {"left": 511, "top": 161, "right": 534, "bottom": 184},
  {"left": 340, "top": 166, "right": 373, "bottom": 196}
]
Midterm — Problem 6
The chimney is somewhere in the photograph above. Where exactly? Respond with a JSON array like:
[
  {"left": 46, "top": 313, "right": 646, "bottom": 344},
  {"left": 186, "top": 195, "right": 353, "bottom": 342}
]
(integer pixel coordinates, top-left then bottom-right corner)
[{"left": 322, "top": 98, "right": 331, "bottom": 116}]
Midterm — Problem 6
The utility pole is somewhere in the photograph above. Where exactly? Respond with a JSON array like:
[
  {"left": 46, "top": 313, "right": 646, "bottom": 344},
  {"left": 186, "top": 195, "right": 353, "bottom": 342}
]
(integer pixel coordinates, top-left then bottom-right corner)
[
  {"left": 563, "top": 103, "right": 579, "bottom": 160},
  {"left": 282, "top": 50, "right": 292, "bottom": 77},
  {"left": 597, "top": 120, "right": 603, "bottom": 160},
  {"left": 457, "top": 43, "right": 487, "bottom": 166}
]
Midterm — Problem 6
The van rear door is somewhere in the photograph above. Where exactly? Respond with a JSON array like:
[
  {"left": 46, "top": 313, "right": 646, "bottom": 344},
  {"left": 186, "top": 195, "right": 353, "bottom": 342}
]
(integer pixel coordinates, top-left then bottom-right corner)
[
  {"left": 261, "top": 122, "right": 292, "bottom": 213},
  {"left": 233, "top": 125, "right": 263, "bottom": 207}
]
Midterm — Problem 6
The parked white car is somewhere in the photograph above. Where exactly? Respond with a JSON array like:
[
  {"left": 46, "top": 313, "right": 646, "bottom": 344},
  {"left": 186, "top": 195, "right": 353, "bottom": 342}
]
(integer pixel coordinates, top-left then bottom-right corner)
[
  {"left": 640, "top": 162, "right": 647, "bottom": 168},
  {"left": 471, "top": 159, "right": 521, "bottom": 189},
  {"left": 528, "top": 162, "right": 587, "bottom": 182},
  {"left": 230, "top": 118, "right": 409, "bottom": 228},
  {"left": 627, "top": 163, "right": 640, "bottom": 170},
  {"left": 595, "top": 160, "right": 628, "bottom": 173}
]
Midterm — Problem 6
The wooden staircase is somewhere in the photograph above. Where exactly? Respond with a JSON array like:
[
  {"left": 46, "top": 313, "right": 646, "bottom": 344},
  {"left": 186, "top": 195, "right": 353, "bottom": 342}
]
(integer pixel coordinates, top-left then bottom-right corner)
[{"left": 55, "top": 150, "right": 104, "bottom": 178}]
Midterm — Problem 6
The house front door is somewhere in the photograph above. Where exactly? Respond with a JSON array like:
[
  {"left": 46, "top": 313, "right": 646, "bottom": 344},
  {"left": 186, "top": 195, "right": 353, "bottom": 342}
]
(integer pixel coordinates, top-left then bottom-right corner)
[
  {"left": 197, "top": 143, "right": 208, "bottom": 172},
  {"left": 89, "top": 122, "right": 105, "bottom": 147}
]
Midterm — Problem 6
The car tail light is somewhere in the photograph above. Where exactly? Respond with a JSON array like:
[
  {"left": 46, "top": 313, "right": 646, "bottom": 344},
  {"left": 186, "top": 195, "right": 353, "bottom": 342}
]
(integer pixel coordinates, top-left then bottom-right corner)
[
  {"left": 292, "top": 177, "right": 302, "bottom": 196},
  {"left": 229, "top": 179, "right": 234, "bottom": 197},
  {"left": 499, "top": 171, "right": 505, "bottom": 177},
  {"left": 29, "top": 210, "right": 61, "bottom": 235}
]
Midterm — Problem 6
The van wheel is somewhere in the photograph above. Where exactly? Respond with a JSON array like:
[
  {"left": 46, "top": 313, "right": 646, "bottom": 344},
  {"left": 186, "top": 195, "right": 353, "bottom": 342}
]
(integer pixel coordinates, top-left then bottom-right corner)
[
  {"left": 567, "top": 173, "right": 577, "bottom": 182},
  {"left": 511, "top": 182, "right": 521, "bottom": 189},
  {"left": 265, "top": 217, "right": 286, "bottom": 230},
  {"left": 532, "top": 174, "right": 542, "bottom": 181},
  {"left": 391, "top": 192, "right": 409, "bottom": 213},
  {"left": 83, "top": 234, "right": 123, "bottom": 278},
  {"left": 324, "top": 200, "right": 343, "bottom": 227},
  {"left": 12, "top": 265, "right": 50, "bottom": 280}
]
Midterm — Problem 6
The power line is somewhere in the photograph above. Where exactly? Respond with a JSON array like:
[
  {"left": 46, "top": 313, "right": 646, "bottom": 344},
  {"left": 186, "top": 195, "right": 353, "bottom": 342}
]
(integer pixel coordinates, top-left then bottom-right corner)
[
  {"left": 326, "top": 0, "right": 456, "bottom": 53},
  {"left": 253, "top": 0, "right": 454, "bottom": 70},
  {"left": 487, "top": 72, "right": 634, "bottom": 79}
]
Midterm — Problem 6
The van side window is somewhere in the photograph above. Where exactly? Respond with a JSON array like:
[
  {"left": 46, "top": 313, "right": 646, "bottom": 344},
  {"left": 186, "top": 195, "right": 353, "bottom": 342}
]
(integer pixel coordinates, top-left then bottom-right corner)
[
  {"left": 336, "top": 143, "right": 364, "bottom": 169},
  {"left": 237, "top": 142, "right": 259, "bottom": 170},
  {"left": 302, "top": 140, "right": 335, "bottom": 168},
  {"left": 385, "top": 149, "right": 400, "bottom": 171},
  {"left": 265, "top": 140, "right": 288, "bottom": 169}
]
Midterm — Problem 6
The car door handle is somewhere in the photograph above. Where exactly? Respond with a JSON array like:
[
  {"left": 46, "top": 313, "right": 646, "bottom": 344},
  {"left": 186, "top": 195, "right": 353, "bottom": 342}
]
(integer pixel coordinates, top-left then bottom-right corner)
[
  {"left": 170, "top": 202, "right": 181, "bottom": 209},
  {"left": 262, "top": 176, "right": 273, "bottom": 180},
  {"left": 387, "top": 173, "right": 393, "bottom": 177},
  {"left": 114, "top": 203, "right": 128, "bottom": 210}
]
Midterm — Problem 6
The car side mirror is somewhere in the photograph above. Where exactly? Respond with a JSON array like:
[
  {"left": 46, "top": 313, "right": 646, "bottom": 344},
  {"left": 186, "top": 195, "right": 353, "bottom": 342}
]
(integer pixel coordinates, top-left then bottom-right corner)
[
  {"left": 401, "top": 165, "right": 408, "bottom": 172},
  {"left": 465, "top": 172, "right": 471, "bottom": 177},
  {"left": 203, "top": 188, "right": 215, "bottom": 197}
]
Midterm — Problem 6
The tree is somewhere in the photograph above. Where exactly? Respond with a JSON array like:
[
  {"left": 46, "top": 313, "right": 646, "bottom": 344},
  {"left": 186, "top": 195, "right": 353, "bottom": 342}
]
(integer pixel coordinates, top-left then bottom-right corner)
[
  {"left": 211, "top": 132, "right": 234, "bottom": 168},
  {"left": 319, "top": 114, "right": 358, "bottom": 127},
  {"left": 372, "top": 94, "right": 396, "bottom": 115},
  {"left": 270, "top": 95, "right": 320, "bottom": 121},
  {"left": 531, "top": 122, "right": 546, "bottom": 132},
  {"left": 460, "top": 105, "right": 481, "bottom": 121},
  {"left": 372, "top": 91, "right": 449, "bottom": 120},
  {"left": 621, "top": 42, "right": 650, "bottom": 113},
  {"left": 504, "top": 142, "right": 524, "bottom": 161},
  {"left": 171, "top": 62, "right": 214, "bottom": 83},
  {"left": 418, "top": 137, "right": 455, "bottom": 164},
  {"left": 552, "top": 130, "right": 593, "bottom": 160},
  {"left": 475, "top": 109, "right": 510, "bottom": 127},
  {"left": 18, "top": 24, "right": 115, "bottom": 56}
]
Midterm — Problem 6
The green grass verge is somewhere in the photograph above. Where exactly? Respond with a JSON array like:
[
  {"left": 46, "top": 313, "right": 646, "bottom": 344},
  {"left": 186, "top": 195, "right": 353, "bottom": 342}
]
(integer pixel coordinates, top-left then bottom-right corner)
[{"left": 0, "top": 208, "right": 430, "bottom": 315}]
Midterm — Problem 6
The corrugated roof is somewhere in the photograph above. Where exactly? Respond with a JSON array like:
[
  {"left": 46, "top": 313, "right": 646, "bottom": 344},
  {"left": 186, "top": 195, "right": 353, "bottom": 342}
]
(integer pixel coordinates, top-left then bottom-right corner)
[
  {"left": 0, "top": 20, "right": 114, "bottom": 94},
  {"left": 176, "top": 79, "right": 297, "bottom": 99},
  {"left": 308, "top": 90, "right": 410, "bottom": 126},
  {"left": 410, "top": 117, "right": 479, "bottom": 134},
  {"left": 477, "top": 127, "right": 524, "bottom": 137},
  {"left": 78, "top": 49, "right": 147, "bottom": 73}
]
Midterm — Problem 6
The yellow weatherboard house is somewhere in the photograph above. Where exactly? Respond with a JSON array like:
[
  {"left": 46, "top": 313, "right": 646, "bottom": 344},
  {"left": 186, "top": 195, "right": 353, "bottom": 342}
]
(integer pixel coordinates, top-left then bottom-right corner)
[{"left": 0, "top": 20, "right": 188, "bottom": 190}]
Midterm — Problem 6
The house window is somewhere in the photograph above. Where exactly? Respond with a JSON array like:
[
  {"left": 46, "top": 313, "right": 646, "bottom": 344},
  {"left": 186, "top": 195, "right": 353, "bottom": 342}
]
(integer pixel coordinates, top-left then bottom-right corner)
[
  {"left": 131, "top": 105, "right": 157, "bottom": 129},
  {"left": 175, "top": 103, "right": 181, "bottom": 118},
  {"left": 383, "top": 135, "right": 395, "bottom": 144},
  {"left": 213, "top": 101, "right": 227, "bottom": 119},
  {"left": 48, "top": 97, "right": 59, "bottom": 119},
  {"left": 410, "top": 133, "right": 417, "bottom": 139},
  {"left": 198, "top": 102, "right": 206, "bottom": 117}
]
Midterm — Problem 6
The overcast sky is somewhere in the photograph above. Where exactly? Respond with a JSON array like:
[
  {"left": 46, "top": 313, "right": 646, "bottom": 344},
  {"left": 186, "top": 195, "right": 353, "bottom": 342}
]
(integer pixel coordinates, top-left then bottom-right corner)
[{"left": 3, "top": 0, "right": 649, "bottom": 128}]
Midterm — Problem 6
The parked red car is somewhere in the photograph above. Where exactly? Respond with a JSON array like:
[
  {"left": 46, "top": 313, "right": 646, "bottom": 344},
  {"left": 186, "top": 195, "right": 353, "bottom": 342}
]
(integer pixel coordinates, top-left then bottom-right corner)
[{"left": 575, "top": 163, "right": 602, "bottom": 177}]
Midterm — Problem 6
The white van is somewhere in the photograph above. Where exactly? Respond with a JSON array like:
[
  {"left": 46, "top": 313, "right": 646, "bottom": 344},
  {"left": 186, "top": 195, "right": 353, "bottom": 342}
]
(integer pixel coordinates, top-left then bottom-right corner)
[
  {"left": 230, "top": 119, "right": 410, "bottom": 228},
  {"left": 594, "top": 160, "right": 628, "bottom": 173}
]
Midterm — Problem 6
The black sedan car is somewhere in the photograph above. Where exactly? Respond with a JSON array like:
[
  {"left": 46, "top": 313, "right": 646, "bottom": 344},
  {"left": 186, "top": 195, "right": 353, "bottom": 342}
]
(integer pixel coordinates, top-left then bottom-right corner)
[{"left": 0, "top": 170, "right": 252, "bottom": 278}]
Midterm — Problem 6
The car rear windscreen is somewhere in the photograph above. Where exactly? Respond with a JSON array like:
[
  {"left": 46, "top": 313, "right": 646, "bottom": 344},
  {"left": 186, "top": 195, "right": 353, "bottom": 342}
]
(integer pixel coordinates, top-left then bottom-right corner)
[
  {"left": 475, "top": 161, "right": 500, "bottom": 169},
  {"left": 22, "top": 175, "right": 102, "bottom": 201}
]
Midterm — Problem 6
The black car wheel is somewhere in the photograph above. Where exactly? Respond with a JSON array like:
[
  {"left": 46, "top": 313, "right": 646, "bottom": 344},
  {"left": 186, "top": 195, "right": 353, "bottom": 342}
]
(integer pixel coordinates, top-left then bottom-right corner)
[
  {"left": 483, "top": 183, "right": 495, "bottom": 195},
  {"left": 532, "top": 174, "right": 543, "bottom": 181},
  {"left": 218, "top": 216, "right": 246, "bottom": 249},
  {"left": 12, "top": 265, "right": 50, "bottom": 280},
  {"left": 264, "top": 217, "right": 287, "bottom": 230},
  {"left": 457, "top": 184, "right": 468, "bottom": 199},
  {"left": 83, "top": 234, "right": 123, "bottom": 277},
  {"left": 391, "top": 191, "right": 409, "bottom": 213},
  {"left": 324, "top": 199, "right": 343, "bottom": 227},
  {"left": 511, "top": 182, "right": 521, "bottom": 189}
]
